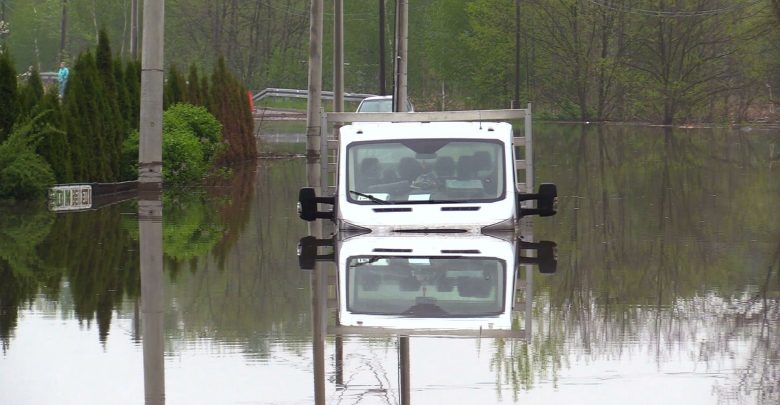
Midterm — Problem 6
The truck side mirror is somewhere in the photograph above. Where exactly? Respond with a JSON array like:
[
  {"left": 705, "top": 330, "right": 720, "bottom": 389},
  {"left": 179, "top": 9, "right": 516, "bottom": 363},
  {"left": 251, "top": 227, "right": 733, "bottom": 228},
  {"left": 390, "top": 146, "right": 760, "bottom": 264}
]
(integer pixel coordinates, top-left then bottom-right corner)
[
  {"left": 517, "top": 183, "right": 558, "bottom": 217},
  {"left": 297, "top": 236, "right": 335, "bottom": 270},
  {"left": 297, "top": 188, "right": 336, "bottom": 222},
  {"left": 517, "top": 240, "right": 558, "bottom": 274}
]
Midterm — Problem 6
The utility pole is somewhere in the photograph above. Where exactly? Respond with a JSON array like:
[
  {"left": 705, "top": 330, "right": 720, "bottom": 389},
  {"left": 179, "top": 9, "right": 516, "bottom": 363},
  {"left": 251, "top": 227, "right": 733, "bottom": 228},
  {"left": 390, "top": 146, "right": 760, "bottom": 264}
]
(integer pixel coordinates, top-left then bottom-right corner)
[
  {"left": 393, "top": 0, "right": 408, "bottom": 112},
  {"left": 333, "top": 0, "right": 344, "bottom": 113},
  {"left": 138, "top": 0, "right": 164, "bottom": 187},
  {"left": 59, "top": 0, "right": 68, "bottom": 59},
  {"left": 513, "top": 0, "right": 520, "bottom": 109},
  {"left": 130, "top": 0, "right": 139, "bottom": 59},
  {"left": 306, "top": 0, "right": 324, "bottom": 189},
  {"left": 378, "top": 0, "right": 386, "bottom": 95}
]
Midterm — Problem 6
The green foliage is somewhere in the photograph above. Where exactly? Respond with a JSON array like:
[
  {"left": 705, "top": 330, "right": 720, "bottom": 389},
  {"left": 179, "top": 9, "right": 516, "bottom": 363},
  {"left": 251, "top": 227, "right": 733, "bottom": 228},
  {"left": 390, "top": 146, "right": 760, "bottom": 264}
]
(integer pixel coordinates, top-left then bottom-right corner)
[
  {"left": 165, "top": 103, "right": 224, "bottom": 163},
  {"left": 164, "top": 64, "right": 186, "bottom": 109},
  {"left": 62, "top": 48, "right": 125, "bottom": 182},
  {"left": 0, "top": 48, "right": 18, "bottom": 142},
  {"left": 124, "top": 60, "right": 141, "bottom": 130},
  {"left": 121, "top": 103, "right": 223, "bottom": 184},
  {"left": 0, "top": 116, "right": 57, "bottom": 200}
]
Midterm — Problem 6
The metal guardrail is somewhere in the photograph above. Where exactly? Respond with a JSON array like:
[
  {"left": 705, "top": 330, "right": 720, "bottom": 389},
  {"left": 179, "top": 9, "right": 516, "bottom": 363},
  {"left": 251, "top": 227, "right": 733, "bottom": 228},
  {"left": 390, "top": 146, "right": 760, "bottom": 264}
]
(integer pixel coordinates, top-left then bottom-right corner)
[{"left": 252, "top": 88, "right": 376, "bottom": 103}]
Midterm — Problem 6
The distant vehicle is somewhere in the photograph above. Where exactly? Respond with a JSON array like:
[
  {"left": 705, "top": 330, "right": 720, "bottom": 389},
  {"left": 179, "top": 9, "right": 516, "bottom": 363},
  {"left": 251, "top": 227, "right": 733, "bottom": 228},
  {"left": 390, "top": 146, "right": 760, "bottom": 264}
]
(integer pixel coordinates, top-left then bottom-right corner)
[
  {"left": 298, "top": 119, "right": 557, "bottom": 234},
  {"left": 356, "top": 95, "right": 414, "bottom": 113}
]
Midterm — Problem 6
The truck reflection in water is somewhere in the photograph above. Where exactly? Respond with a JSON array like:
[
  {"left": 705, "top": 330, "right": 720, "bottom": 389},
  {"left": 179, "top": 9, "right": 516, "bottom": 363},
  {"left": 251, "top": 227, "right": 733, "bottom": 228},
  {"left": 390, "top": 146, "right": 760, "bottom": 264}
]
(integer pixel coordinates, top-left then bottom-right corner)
[{"left": 299, "top": 226, "right": 556, "bottom": 404}]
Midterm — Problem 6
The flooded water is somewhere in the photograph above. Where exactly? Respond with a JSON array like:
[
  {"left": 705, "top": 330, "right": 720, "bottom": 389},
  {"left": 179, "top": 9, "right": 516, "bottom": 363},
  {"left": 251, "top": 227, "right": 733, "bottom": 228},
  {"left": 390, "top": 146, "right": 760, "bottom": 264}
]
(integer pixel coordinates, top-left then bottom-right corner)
[{"left": 1, "top": 123, "right": 779, "bottom": 405}]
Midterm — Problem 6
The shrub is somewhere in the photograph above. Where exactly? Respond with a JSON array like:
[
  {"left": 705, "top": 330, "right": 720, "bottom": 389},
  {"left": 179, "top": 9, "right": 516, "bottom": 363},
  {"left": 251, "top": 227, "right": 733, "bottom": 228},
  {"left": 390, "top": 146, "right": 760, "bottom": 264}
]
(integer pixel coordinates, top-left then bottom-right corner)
[
  {"left": 0, "top": 116, "right": 56, "bottom": 200},
  {"left": 120, "top": 103, "right": 222, "bottom": 185}
]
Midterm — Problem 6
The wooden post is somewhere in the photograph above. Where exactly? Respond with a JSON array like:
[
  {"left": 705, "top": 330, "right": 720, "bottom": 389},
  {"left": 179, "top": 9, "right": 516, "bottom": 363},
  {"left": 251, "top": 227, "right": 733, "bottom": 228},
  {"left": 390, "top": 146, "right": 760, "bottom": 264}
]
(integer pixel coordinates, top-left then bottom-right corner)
[{"left": 378, "top": 0, "right": 386, "bottom": 95}]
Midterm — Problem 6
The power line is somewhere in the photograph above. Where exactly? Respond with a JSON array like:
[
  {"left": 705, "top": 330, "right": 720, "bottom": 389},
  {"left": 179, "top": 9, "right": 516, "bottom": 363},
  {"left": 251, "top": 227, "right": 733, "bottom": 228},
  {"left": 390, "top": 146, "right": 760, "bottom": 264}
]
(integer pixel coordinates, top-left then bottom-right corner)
[{"left": 583, "top": 0, "right": 764, "bottom": 18}]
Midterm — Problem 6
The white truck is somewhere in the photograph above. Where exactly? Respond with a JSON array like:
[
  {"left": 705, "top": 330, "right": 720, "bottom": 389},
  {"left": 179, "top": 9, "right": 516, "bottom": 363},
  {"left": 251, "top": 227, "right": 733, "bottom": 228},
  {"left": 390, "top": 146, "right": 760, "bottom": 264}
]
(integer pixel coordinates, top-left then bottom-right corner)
[
  {"left": 298, "top": 231, "right": 556, "bottom": 336},
  {"left": 298, "top": 116, "right": 557, "bottom": 234}
]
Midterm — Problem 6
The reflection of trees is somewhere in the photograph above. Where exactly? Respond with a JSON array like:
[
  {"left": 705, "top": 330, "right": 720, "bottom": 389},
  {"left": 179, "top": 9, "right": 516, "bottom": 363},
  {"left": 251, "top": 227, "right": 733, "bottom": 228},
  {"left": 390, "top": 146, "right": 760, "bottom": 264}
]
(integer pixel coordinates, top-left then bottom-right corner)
[
  {"left": 42, "top": 203, "right": 140, "bottom": 344},
  {"left": 0, "top": 201, "right": 140, "bottom": 350},
  {"left": 164, "top": 159, "right": 311, "bottom": 358},
  {"left": 494, "top": 125, "right": 780, "bottom": 400},
  {"left": 0, "top": 202, "right": 56, "bottom": 352}
]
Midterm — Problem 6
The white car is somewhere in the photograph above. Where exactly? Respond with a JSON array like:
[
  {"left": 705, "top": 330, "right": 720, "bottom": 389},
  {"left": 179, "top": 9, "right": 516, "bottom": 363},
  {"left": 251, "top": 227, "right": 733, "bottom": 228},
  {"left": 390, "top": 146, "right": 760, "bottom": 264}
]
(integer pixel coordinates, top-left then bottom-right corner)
[
  {"left": 298, "top": 120, "right": 556, "bottom": 234},
  {"left": 356, "top": 95, "right": 414, "bottom": 112}
]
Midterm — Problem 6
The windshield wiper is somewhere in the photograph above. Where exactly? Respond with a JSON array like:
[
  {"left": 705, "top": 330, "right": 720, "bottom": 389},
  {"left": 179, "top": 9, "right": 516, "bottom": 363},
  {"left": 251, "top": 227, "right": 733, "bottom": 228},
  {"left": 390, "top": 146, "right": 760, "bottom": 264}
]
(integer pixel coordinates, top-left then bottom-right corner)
[{"left": 349, "top": 190, "right": 389, "bottom": 204}]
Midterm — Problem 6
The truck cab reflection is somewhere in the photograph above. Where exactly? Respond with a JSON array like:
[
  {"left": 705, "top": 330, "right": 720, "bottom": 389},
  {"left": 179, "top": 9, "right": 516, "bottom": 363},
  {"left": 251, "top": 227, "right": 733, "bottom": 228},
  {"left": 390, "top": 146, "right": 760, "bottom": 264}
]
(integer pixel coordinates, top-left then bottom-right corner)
[{"left": 300, "top": 231, "right": 556, "bottom": 403}]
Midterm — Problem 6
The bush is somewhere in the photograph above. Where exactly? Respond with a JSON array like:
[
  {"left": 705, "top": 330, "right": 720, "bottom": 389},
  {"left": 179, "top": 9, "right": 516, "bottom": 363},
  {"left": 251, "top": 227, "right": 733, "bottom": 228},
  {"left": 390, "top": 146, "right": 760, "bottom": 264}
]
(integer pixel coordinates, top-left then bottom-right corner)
[
  {"left": 0, "top": 117, "right": 56, "bottom": 200},
  {"left": 120, "top": 103, "right": 222, "bottom": 185}
]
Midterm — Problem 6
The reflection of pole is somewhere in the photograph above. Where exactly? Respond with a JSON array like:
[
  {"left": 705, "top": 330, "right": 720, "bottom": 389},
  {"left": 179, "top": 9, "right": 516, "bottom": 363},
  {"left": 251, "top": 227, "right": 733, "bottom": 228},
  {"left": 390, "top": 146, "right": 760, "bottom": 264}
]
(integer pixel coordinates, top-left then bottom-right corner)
[
  {"left": 139, "top": 192, "right": 164, "bottom": 405},
  {"left": 399, "top": 336, "right": 410, "bottom": 405},
  {"left": 306, "top": 0, "right": 324, "bottom": 189},
  {"left": 393, "top": 0, "right": 408, "bottom": 112},
  {"left": 311, "top": 236, "right": 328, "bottom": 405},
  {"left": 139, "top": 0, "right": 164, "bottom": 186}
]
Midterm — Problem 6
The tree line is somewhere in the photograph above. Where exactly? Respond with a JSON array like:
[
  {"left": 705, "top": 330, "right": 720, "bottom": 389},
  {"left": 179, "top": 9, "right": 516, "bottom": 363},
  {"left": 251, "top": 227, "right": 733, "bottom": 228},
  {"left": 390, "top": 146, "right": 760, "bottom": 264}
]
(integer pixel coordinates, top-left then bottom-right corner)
[
  {"left": 0, "top": 28, "right": 254, "bottom": 199},
  {"left": 3, "top": 0, "right": 778, "bottom": 124}
]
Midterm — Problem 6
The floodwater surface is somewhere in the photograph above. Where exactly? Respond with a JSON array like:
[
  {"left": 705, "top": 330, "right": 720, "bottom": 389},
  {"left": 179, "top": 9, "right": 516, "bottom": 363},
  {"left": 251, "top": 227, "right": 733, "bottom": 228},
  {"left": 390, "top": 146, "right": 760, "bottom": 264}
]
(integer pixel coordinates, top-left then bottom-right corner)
[{"left": 1, "top": 123, "right": 778, "bottom": 405}]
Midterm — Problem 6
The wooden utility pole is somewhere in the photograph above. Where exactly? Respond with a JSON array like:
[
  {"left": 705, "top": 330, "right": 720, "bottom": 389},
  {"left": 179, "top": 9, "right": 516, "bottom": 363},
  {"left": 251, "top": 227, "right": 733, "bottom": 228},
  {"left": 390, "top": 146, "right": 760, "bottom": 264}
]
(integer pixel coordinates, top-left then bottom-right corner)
[
  {"left": 393, "top": 0, "right": 408, "bottom": 112},
  {"left": 513, "top": 0, "right": 520, "bottom": 109},
  {"left": 378, "top": 0, "right": 386, "bottom": 95},
  {"left": 306, "top": 0, "right": 324, "bottom": 189},
  {"left": 334, "top": 0, "right": 344, "bottom": 113},
  {"left": 130, "top": 0, "right": 139, "bottom": 59},
  {"left": 138, "top": 0, "right": 164, "bottom": 187},
  {"left": 59, "top": 0, "right": 68, "bottom": 58}
]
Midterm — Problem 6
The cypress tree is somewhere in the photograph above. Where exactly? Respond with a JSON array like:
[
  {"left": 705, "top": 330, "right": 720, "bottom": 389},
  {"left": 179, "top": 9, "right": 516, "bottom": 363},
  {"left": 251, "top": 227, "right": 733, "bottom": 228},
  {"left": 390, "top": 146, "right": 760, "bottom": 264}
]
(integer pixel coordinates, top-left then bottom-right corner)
[
  {"left": 95, "top": 29, "right": 123, "bottom": 180},
  {"left": 208, "top": 57, "right": 256, "bottom": 163},
  {"left": 0, "top": 48, "right": 18, "bottom": 142},
  {"left": 186, "top": 63, "right": 201, "bottom": 105},
  {"left": 18, "top": 68, "right": 45, "bottom": 118},
  {"left": 63, "top": 52, "right": 112, "bottom": 181},
  {"left": 36, "top": 92, "right": 72, "bottom": 183},
  {"left": 124, "top": 60, "right": 141, "bottom": 130},
  {"left": 164, "top": 64, "right": 186, "bottom": 109}
]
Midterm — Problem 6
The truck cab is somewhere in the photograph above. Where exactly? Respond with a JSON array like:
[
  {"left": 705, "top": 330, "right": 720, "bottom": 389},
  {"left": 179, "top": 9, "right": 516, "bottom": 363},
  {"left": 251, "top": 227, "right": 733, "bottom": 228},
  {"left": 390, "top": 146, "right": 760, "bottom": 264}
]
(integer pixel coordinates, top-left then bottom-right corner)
[{"left": 298, "top": 120, "right": 556, "bottom": 233}]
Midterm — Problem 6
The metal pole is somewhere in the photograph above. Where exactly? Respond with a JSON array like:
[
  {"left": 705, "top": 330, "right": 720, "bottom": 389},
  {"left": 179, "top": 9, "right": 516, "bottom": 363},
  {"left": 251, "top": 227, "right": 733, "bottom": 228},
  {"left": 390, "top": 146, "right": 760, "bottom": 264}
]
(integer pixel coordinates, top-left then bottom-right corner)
[
  {"left": 139, "top": 0, "right": 164, "bottom": 187},
  {"left": 514, "top": 0, "right": 520, "bottom": 109},
  {"left": 139, "top": 192, "right": 164, "bottom": 405},
  {"left": 378, "top": 0, "right": 386, "bottom": 95},
  {"left": 393, "top": 0, "right": 408, "bottom": 112},
  {"left": 306, "top": 0, "right": 324, "bottom": 189},
  {"left": 334, "top": 0, "right": 344, "bottom": 113}
]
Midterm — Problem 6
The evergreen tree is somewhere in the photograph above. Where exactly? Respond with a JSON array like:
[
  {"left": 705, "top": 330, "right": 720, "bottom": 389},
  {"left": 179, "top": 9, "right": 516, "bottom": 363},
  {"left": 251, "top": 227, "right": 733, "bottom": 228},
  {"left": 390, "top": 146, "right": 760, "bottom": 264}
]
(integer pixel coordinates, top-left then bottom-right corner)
[
  {"left": 18, "top": 68, "right": 45, "bottom": 119},
  {"left": 95, "top": 29, "right": 124, "bottom": 180},
  {"left": 0, "top": 48, "right": 18, "bottom": 142},
  {"left": 63, "top": 52, "right": 113, "bottom": 181},
  {"left": 35, "top": 92, "right": 72, "bottom": 183},
  {"left": 186, "top": 63, "right": 201, "bottom": 105},
  {"left": 164, "top": 64, "right": 186, "bottom": 109},
  {"left": 208, "top": 58, "right": 255, "bottom": 163},
  {"left": 124, "top": 60, "right": 141, "bottom": 130}
]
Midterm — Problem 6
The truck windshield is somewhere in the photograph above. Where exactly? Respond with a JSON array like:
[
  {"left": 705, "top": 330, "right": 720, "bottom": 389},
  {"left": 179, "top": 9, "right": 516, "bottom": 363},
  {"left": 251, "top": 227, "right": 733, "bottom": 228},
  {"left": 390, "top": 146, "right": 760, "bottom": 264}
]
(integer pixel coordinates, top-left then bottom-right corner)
[
  {"left": 346, "top": 139, "right": 505, "bottom": 204},
  {"left": 346, "top": 256, "right": 506, "bottom": 317}
]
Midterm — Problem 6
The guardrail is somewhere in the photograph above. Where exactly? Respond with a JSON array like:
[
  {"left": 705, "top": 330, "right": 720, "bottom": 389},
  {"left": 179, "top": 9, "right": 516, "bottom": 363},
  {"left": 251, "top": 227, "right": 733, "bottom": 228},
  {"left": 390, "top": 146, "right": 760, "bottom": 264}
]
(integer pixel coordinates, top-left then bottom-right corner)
[{"left": 252, "top": 88, "right": 376, "bottom": 103}]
